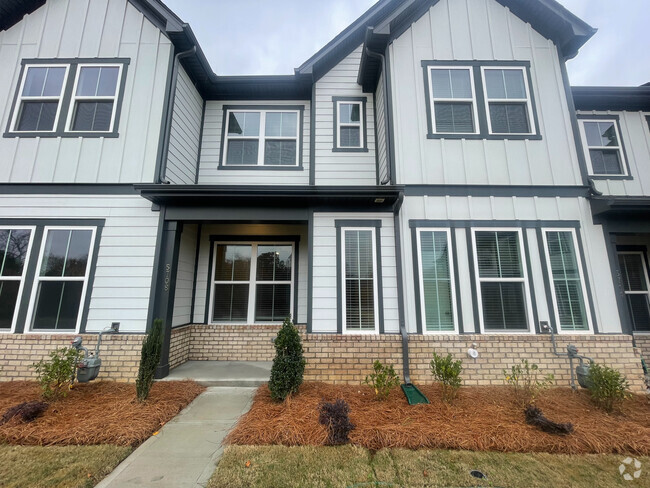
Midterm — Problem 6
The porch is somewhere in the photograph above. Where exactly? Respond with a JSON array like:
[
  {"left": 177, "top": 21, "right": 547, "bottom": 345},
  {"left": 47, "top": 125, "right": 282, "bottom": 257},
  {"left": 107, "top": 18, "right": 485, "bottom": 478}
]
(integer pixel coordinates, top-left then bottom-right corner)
[{"left": 161, "top": 360, "right": 272, "bottom": 387}]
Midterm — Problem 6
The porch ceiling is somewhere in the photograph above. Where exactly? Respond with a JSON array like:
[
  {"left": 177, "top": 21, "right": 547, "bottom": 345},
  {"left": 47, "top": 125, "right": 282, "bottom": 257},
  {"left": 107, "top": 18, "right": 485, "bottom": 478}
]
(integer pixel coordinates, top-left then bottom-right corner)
[{"left": 135, "top": 184, "right": 403, "bottom": 209}]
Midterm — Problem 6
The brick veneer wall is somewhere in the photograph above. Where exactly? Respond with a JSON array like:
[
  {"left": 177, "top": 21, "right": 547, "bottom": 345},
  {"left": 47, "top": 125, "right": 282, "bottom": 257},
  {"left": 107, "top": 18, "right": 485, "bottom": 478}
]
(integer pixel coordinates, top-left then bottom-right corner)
[
  {"left": 189, "top": 324, "right": 281, "bottom": 361},
  {"left": 170, "top": 325, "right": 191, "bottom": 369},
  {"left": 0, "top": 333, "right": 144, "bottom": 382},
  {"left": 634, "top": 334, "right": 650, "bottom": 363}
]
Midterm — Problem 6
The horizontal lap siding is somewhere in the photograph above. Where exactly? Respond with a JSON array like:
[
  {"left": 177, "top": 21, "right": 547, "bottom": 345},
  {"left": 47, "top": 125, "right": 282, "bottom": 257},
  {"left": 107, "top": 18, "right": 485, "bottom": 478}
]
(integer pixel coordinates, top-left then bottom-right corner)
[
  {"left": 172, "top": 223, "right": 198, "bottom": 327},
  {"left": 166, "top": 67, "right": 203, "bottom": 184},
  {"left": 312, "top": 212, "right": 398, "bottom": 334},
  {"left": 0, "top": 194, "right": 158, "bottom": 333},
  {"left": 390, "top": 0, "right": 582, "bottom": 186},
  {"left": 0, "top": 0, "right": 172, "bottom": 184},
  {"left": 400, "top": 195, "right": 621, "bottom": 335},
  {"left": 375, "top": 71, "right": 389, "bottom": 185},
  {"left": 198, "top": 100, "right": 310, "bottom": 185},
  {"left": 315, "top": 46, "right": 377, "bottom": 185}
]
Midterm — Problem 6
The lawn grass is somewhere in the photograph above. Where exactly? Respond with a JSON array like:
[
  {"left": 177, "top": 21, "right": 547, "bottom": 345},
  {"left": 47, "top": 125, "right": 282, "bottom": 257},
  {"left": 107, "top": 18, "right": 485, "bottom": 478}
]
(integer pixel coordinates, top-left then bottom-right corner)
[
  {"left": 209, "top": 445, "right": 650, "bottom": 488},
  {"left": 0, "top": 444, "right": 131, "bottom": 488}
]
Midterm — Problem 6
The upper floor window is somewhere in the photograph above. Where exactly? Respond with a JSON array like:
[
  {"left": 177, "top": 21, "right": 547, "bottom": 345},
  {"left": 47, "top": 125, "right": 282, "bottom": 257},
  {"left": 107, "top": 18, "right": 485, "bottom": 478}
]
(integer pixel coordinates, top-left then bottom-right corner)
[
  {"left": 222, "top": 107, "right": 302, "bottom": 168},
  {"left": 481, "top": 67, "right": 535, "bottom": 135},
  {"left": 333, "top": 97, "right": 368, "bottom": 151},
  {"left": 423, "top": 61, "right": 539, "bottom": 140},
  {"left": 578, "top": 118, "right": 628, "bottom": 176},
  {"left": 5, "top": 59, "right": 129, "bottom": 138}
]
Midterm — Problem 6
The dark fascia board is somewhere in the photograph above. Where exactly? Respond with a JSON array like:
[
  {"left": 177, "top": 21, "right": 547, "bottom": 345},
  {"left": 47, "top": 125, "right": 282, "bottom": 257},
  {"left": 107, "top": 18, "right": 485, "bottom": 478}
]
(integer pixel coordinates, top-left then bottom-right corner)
[
  {"left": 0, "top": 0, "right": 45, "bottom": 31},
  {"left": 591, "top": 196, "right": 650, "bottom": 218},
  {"left": 571, "top": 86, "right": 650, "bottom": 112}
]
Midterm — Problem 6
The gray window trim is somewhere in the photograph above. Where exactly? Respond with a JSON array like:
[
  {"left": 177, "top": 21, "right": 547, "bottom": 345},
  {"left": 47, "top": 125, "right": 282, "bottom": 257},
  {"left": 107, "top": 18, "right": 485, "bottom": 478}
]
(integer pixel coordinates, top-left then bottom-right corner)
[
  {"left": 577, "top": 114, "right": 633, "bottom": 180},
  {"left": 421, "top": 60, "right": 541, "bottom": 140},
  {"left": 332, "top": 96, "right": 369, "bottom": 152},
  {"left": 4, "top": 58, "right": 130, "bottom": 139},
  {"left": 218, "top": 104, "right": 305, "bottom": 171},
  {"left": 335, "top": 219, "right": 384, "bottom": 334},
  {"left": 0, "top": 218, "right": 105, "bottom": 334}
]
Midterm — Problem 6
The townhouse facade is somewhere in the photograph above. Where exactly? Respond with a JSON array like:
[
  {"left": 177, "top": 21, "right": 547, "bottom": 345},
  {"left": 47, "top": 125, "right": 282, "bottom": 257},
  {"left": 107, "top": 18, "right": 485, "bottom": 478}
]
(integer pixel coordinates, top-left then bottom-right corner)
[{"left": 0, "top": 0, "right": 647, "bottom": 390}]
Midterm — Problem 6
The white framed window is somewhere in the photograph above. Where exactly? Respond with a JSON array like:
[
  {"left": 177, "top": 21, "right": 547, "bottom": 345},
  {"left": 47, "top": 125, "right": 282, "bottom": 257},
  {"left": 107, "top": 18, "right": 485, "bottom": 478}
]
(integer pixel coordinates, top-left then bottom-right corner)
[
  {"left": 9, "top": 65, "right": 69, "bottom": 133},
  {"left": 481, "top": 67, "right": 535, "bottom": 135},
  {"left": 341, "top": 228, "right": 379, "bottom": 333},
  {"left": 416, "top": 228, "right": 458, "bottom": 333},
  {"left": 542, "top": 229, "right": 592, "bottom": 334},
  {"left": 335, "top": 100, "right": 364, "bottom": 149},
  {"left": 578, "top": 119, "right": 627, "bottom": 176},
  {"left": 65, "top": 64, "right": 123, "bottom": 133},
  {"left": 471, "top": 228, "right": 534, "bottom": 333},
  {"left": 209, "top": 242, "right": 294, "bottom": 323},
  {"left": 0, "top": 227, "right": 35, "bottom": 333},
  {"left": 618, "top": 251, "right": 650, "bottom": 333},
  {"left": 427, "top": 66, "right": 479, "bottom": 134},
  {"left": 26, "top": 227, "right": 97, "bottom": 333},
  {"left": 223, "top": 109, "right": 300, "bottom": 166}
]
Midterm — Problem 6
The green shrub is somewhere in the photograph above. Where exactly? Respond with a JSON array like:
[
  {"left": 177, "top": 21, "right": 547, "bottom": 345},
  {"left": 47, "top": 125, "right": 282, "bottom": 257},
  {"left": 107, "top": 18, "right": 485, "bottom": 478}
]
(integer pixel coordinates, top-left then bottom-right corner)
[
  {"left": 503, "top": 359, "right": 554, "bottom": 407},
  {"left": 365, "top": 360, "right": 400, "bottom": 401},
  {"left": 136, "top": 318, "right": 164, "bottom": 402},
  {"left": 430, "top": 352, "right": 463, "bottom": 403},
  {"left": 269, "top": 317, "right": 305, "bottom": 402},
  {"left": 587, "top": 362, "right": 630, "bottom": 412},
  {"left": 32, "top": 347, "right": 82, "bottom": 400}
]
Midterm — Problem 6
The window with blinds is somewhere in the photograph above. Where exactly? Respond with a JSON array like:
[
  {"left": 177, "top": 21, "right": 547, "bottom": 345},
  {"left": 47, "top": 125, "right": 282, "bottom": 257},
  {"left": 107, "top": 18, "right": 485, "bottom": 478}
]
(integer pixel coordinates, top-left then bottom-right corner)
[
  {"left": 473, "top": 230, "right": 530, "bottom": 331},
  {"left": 0, "top": 228, "right": 34, "bottom": 331},
  {"left": 428, "top": 67, "right": 478, "bottom": 134},
  {"left": 481, "top": 67, "right": 534, "bottom": 135},
  {"left": 618, "top": 251, "right": 650, "bottom": 332},
  {"left": 417, "top": 229, "right": 456, "bottom": 332},
  {"left": 342, "top": 229, "right": 377, "bottom": 332},
  {"left": 543, "top": 230, "right": 590, "bottom": 332},
  {"left": 579, "top": 119, "right": 626, "bottom": 176}
]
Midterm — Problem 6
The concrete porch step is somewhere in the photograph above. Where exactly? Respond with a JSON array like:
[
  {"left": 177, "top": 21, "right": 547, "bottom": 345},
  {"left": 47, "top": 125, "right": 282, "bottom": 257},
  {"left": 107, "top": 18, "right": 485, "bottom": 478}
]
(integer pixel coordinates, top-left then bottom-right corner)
[{"left": 160, "top": 360, "right": 272, "bottom": 387}]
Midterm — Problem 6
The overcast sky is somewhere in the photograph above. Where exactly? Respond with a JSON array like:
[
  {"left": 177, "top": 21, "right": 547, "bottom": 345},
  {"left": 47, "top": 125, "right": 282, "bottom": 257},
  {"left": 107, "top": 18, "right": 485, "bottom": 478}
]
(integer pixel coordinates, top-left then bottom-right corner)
[{"left": 162, "top": 0, "right": 649, "bottom": 86}]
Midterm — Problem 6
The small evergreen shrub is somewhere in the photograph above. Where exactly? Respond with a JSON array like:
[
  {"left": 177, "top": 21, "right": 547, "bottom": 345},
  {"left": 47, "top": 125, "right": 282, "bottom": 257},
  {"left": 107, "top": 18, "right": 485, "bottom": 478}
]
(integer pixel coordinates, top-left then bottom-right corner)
[
  {"left": 430, "top": 352, "right": 463, "bottom": 403},
  {"left": 32, "top": 347, "right": 82, "bottom": 400},
  {"left": 587, "top": 362, "right": 630, "bottom": 412},
  {"left": 269, "top": 317, "right": 305, "bottom": 402},
  {"left": 136, "top": 318, "right": 164, "bottom": 402},
  {"left": 318, "top": 399, "right": 355, "bottom": 445},
  {"left": 503, "top": 359, "right": 554, "bottom": 407},
  {"left": 364, "top": 360, "right": 400, "bottom": 401}
]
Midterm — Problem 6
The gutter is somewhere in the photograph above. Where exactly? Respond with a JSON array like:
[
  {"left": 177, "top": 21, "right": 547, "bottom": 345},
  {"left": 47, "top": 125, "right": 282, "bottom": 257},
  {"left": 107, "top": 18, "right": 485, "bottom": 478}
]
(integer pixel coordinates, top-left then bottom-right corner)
[
  {"left": 365, "top": 46, "right": 392, "bottom": 185},
  {"left": 156, "top": 45, "right": 197, "bottom": 184},
  {"left": 392, "top": 191, "right": 410, "bottom": 383}
]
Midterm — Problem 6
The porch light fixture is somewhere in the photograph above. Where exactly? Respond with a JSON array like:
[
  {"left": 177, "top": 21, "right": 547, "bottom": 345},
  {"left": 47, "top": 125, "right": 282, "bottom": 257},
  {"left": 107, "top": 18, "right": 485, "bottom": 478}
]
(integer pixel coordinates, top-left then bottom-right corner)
[{"left": 374, "top": 198, "right": 385, "bottom": 203}]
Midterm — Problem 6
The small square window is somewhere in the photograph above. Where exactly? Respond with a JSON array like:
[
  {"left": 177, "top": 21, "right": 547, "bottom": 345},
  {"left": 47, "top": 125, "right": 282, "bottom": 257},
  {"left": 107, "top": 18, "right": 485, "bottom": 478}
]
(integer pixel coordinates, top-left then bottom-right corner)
[
  {"left": 334, "top": 99, "right": 366, "bottom": 150},
  {"left": 579, "top": 119, "right": 627, "bottom": 176}
]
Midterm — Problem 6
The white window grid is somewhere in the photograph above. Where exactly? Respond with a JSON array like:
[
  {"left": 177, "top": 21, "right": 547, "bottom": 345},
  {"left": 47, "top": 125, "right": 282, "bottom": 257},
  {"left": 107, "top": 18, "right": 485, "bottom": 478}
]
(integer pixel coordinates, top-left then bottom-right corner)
[
  {"left": 471, "top": 227, "right": 535, "bottom": 334},
  {"left": 578, "top": 118, "right": 628, "bottom": 176},
  {"left": 341, "top": 227, "right": 379, "bottom": 334},
  {"left": 336, "top": 100, "right": 364, "bottom": 149},
  {"left": 541, "top": 228, "right": 593, "bottom": 334},
  {"left": 223, "top": 109, "right": 300, "bottom": 166},
  {"left": 25, "top": 226, "right": 97, "bottom": 334},
  {"left": 9, "top": 64, "right": 70, "bottom": 133},
  {"left": 618, "top": 250, "right": 650, "bottom": 334},
  {"left": 208, "top": 241, "right": 295, "bottom": 324},
  {"left": 480, "top": 66, "right": 535, "bottom": 136},
  {"left": 427, "top": 66, "right": 480, "bottom": 135},
  {"left": 65, "top": 63, "right": 124, "bottom": 133},
  {"left": 0, "top": 226, "right": 36, "bottom": 334},
  {"left": 416, "top": 228, "right": 459, "bottom": 334}
]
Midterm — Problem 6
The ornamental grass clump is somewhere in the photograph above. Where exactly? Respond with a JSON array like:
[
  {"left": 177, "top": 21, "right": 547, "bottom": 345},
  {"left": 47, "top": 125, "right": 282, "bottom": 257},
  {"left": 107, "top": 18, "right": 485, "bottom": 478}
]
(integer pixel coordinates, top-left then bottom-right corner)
[
  {"left": 365, "top": 360, "right": 400, "bottom": 401},
  {"left": 587, "top": 362, "right": 630, "bottom": 413},
  {"left": 503, "top": 359, "right": 554, "bottom": 407},
  {"left": 430, "top": 352, "right": 463, "bottom": 403},
  {"left": 269, "top": 317, "right": 306, "bottom": 402},
  {"left": 32, "top": 347, "right": 82, "bottom": 400},
  {"left": 136, "top": 318, "right": 164, "bottom": 402}
]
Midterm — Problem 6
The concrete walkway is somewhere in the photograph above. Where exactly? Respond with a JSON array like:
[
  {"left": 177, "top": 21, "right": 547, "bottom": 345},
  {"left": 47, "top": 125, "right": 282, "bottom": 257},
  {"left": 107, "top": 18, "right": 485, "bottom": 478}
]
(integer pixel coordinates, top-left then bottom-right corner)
[
  {"left": 96, "top": 386, "right": 256, "bottom": 488},
  {"left": 161, "top": 361, "right": 272, "bottom": 387}
]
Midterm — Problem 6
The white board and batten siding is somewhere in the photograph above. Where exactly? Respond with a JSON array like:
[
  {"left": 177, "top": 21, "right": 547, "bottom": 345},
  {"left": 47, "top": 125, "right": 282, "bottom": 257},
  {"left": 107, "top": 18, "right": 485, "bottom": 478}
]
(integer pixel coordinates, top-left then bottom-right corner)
[
  {"left": 0, "top": 0, "right": 172, "bottom": 184},
  {"left": 311, "top": 212, "right": 399, "bottom": 334},
  {"left": 198, "top": 101, "right": 311, "bottom": 185},
  {"left": 191, "top": 224, "right": 309, "bottom": 324},
  {"left": 0, "top": 194, "right": 159, "bottom": 333},
  {"left": 399, "top": 195, "right": 622, "bottom": 334},
  {"left": 577, "top": 110, "right": 650, "bottom": 197},
  {"left": 314, "top": 46, "right": 377, "bottom": 186},
  {"left": 172, "top": 223, "right": 198, "bottom": 327},
  {"left": 165, "top": 67, "right": 204, "bottom": 185},
  {"left": 389, "top": 0, "right": 582, "bottom": 186}
]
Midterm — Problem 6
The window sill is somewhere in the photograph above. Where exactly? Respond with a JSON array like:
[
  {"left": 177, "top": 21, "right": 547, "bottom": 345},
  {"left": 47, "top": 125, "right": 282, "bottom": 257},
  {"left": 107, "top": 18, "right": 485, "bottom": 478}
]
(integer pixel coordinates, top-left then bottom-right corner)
[
  {"left": 332, "top": 147, "right": 369, "bottom": 153},
  {"left": 3, "top": 131, "right": 119, "bottom": 139},
  {"left": 426, "top": 133, "right": 542, "bottom": 141},
  {"left": 217, "top": 164, "right": 304, "bottom": 171},
  {"left": 588, "top": 174, "right": 633, "bottom": 180}
]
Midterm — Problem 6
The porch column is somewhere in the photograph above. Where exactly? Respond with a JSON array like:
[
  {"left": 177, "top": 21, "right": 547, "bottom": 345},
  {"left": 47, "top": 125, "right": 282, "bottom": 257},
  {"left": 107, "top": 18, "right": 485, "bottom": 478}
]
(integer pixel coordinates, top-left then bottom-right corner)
[{"left": 152, "top": 220, "right": 183, "bottom": 378}]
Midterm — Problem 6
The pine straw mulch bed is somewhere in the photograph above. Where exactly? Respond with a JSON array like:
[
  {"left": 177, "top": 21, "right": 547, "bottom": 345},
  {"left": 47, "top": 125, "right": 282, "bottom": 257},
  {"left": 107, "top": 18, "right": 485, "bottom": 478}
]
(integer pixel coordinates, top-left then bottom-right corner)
[
  {"left": 226, "top": 382, "right": 650, "bottom": 456},
  {"left": 0, "top": 380, "right": 205, "bottom": 447}
]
